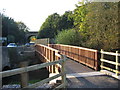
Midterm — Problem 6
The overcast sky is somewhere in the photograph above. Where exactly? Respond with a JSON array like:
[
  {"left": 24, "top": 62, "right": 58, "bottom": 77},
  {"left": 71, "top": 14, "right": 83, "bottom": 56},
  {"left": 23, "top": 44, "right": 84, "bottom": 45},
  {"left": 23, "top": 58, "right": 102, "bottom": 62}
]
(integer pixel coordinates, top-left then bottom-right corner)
[{"left": 0, "top": 0, "right": 80, "bottom": 31}]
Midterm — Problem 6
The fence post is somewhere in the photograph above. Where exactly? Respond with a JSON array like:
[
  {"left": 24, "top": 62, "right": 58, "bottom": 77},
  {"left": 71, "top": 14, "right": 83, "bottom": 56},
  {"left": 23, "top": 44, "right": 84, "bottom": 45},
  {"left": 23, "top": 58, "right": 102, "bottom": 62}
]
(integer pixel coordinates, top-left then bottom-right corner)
[
  {"left": 61, "top": 55, "right": 67, "bottom": 88},
  {"left": 52, "top": 51, "right": 55, "bottom": 73},
  {"left": 20, "top": 61, "right": 29, "bottom": 88},
  {"left": 101, "top": 49, "right": 104, "bottom": 70},
  {"left": 95, "top": 51, "right": 98, "bottom": 71},
  {"left": 116, "top": 51, "right": 119, "bottom": 76}
]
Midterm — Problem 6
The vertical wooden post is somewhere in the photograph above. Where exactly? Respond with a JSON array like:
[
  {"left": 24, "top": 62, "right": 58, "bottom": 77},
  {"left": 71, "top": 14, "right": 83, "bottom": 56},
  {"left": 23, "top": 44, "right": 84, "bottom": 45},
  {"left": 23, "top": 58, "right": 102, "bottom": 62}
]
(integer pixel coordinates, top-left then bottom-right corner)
[
  {"left": 101, "top": 49, "right": 104, "bottom": 70},
  {"left": 95, "top": 51, "right": 98, "bottom": 71},
  {"left": 116, "top": 51, "right": 119, "bottom": 76},
  {"left": 20, "top": 61, "right": 29, "bottom": 88},
  {"left": 49, "top": 50, "right": 52, "bottom": 73},
  {"left": 61, "top": 55, "right": 67, "bottom": 88},
  {"left": 52, "top": 51, "right": 55, "bottom": 73}
]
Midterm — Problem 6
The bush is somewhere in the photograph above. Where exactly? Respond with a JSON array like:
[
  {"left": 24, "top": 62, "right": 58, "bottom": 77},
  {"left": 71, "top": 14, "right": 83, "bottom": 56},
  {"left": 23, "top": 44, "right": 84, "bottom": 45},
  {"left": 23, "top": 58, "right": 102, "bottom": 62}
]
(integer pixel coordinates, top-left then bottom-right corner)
[{"left": 55, "top": 29, "right": 82, "bottom": 46}]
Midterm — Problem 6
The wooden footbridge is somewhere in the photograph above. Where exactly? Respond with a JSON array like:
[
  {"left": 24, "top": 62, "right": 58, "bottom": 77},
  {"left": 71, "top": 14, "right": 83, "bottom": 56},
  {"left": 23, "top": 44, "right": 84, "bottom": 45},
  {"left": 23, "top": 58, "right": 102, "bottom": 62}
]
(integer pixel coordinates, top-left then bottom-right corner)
[{"left": 1, "top": 44, "right": 120, "bottom": 89}]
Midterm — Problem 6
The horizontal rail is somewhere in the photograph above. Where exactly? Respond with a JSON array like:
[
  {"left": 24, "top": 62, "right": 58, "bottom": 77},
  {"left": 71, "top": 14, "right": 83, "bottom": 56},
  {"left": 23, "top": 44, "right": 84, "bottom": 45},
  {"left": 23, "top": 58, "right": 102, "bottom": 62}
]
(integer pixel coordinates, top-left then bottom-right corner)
[
  {"left": 100, "top": 65, "right": 120, "bottom": 74},
  {"left": 36, "top": 44, "right": 59, "bottom": 53},
  {"left": 51, "top": 44, "right": 98, "bottom": 52},
  {"left": 24, "top": 72, "right": 64, "bottom": 88},
  {"left": 48, "top": 44, "right": 98, "bottom": 70},
  {"left": 100, "top": 59, "right": 120, "bottom": 66},
  {"left": 100, "top": 49, "right": 120, "bottom": 78},
  {"left": 36, "top": 50, "right": 50, "bottom": 62},
  {"left": 101, "top": 50, "right": 120, "bottom": 56},
  {"left": 1, "top": 59, "right": 64, "bottom": 78},
  {"left": 1, "top": 44, "right": 67, "bottom": 89},
  {"left": 35, "top": 44, "right": 62, "bottom": 73}
]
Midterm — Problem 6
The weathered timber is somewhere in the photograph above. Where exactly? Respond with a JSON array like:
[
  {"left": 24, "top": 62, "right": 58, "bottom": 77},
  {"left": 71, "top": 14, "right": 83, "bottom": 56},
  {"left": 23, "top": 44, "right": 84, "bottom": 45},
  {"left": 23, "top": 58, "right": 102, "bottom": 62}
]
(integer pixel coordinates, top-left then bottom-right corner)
[
  {"left": 100, "top": 49, "right": 120, "bottom": 77},
  {"left": 24, "top": 73, "right": 63, "bottom": 88},
  {"left": 48, "top": 44, "right": 98, "bottom": 70},
  {"left": 1, "top": 59, "right": 64, "bottom": 78},
  {"left": 20, "top": 61, "right": 29, "bottom": 88}
]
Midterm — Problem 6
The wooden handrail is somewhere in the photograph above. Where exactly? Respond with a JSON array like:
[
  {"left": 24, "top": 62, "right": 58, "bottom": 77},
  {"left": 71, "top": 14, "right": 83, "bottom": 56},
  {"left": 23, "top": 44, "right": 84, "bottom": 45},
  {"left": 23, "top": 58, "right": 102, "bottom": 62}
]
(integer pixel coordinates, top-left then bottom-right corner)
[
  {"left": 101, "top": 50, "right": 120, "bottom": 56},
  {"left": 100, "top": 59, "right": 120, "bottom": 66},
  {"left": 1, "top": 44, "right": 67, "bottom": 88},
  {"left": 36, "top": 44, "right": 59, "bottom": 53},
  {"left": 49, "top": 44, "right": 98, "bottom": 52},
  {"left": 24, "top": 72, "right": 64, "bottom": 88},
  {"left": 48, "top": 44, "right": 98, "bottom": 70},
  {"left": 35, "top": 44, "right": 61, "bottom": 73},
  {"left": 100, "top": 49, "right": 120, "bottom": 77},
  {"left": 1, "top": 59, "right": 64, "bottom": 78},
  {"left": 1, "top": 55, "right": 67, "bottom": 88}
]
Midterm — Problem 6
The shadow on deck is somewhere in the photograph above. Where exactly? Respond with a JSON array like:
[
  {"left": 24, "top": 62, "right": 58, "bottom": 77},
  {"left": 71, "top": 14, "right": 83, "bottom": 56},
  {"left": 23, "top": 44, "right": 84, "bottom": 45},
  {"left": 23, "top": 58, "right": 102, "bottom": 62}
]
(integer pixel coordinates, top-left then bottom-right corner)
[{"left": 65, "top": 59, "right": 120, "bottom": 88}]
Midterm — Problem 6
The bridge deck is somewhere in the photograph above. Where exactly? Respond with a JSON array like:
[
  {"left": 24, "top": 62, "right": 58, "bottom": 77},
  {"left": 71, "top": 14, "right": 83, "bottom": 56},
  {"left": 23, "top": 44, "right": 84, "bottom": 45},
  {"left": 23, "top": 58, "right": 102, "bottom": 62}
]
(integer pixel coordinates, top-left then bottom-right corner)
[
  {"left": 65, "top": 59, "right": 94, "bottom": 74},
  {"left": 65, "top": 59, "right": 120, "bottom": 88}
]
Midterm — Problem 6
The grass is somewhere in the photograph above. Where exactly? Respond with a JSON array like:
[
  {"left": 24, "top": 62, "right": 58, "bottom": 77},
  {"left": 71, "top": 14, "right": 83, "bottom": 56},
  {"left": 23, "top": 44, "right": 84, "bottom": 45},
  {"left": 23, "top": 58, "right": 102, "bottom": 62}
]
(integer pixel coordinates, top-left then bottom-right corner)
[{"left": 28, "top": 80, "right": 41, "bottom": 84}]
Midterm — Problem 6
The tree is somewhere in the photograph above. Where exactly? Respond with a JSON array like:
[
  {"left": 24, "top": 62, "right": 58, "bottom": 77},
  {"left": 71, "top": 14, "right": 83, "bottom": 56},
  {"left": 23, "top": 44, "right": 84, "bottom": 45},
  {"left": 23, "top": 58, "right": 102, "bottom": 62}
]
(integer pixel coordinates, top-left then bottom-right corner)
[
  {"left": 7, "top": 35, "right": 15, "bottom": 43},
  {"left": 83, "top": 2, "right": 119, "bottom": 50},
  {"left": 55, "top": 29, "right": 82, "bottom": 46},
  {"left": 37, "top": 11, "right": 74, "bottom": 39},
  {"left": 58, "top": 11, "right": 74, "bottom": 30},
  {"left": 17, "top": 22, "right": 29, "bottom": 44},
  {"left": 72, "top": 1, "right": 119, "bottom": 51},
  {"left": 1, "top": 14, "right": 29, "bottom": 45},
  {"left": 38, "top": 13, "right": 60, "bottom": 38},
  {"left": 38, "top": 1, "right": 119, "bottom": 51}
]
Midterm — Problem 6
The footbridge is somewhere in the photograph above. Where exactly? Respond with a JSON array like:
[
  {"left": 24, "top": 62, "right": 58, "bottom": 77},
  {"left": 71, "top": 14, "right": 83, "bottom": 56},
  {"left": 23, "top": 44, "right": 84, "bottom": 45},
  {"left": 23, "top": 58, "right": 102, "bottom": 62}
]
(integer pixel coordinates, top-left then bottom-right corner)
[{"left": 1, "top": 44, "right": 120, "bottom": 89}]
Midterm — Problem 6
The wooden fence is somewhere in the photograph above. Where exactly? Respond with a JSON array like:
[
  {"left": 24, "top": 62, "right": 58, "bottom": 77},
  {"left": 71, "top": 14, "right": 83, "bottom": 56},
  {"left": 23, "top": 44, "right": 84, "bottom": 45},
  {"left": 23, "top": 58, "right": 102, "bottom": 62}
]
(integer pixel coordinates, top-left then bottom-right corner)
[
  {"left": 48, "top": 44, "right": 98, "bottom": 70},
  {"left": 100, "top": 49, "right": 120, "bottom": 78},
  {"left": 35, "top": 44, "right": 61, "bottom": 73},
  {"left": 1, "top": 44, "right": 67, "bottom": 88}
]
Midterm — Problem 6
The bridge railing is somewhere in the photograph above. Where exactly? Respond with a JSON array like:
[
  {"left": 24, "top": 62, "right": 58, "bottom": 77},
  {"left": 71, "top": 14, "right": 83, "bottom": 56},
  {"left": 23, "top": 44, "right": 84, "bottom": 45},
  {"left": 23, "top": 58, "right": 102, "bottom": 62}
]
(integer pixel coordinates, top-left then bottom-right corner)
[
  {"left": 1, "top": 56, "right": 67, "bottom": 88},
  {"left": 48, "top": 44, "right": 98, "bottom": 70},
  {"left": 100, "top": 49, "right": 120, "bottom": 79},
  {"left": 35, "top": 44, "right": 61, "bottom": 73}
]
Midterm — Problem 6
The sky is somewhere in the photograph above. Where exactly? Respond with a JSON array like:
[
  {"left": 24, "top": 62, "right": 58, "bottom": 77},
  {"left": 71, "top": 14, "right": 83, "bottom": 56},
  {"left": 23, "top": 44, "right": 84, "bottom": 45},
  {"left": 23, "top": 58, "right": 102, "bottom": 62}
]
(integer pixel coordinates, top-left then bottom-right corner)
[{"left": 0, "top": 0, "right": 80, "bottom": 31}]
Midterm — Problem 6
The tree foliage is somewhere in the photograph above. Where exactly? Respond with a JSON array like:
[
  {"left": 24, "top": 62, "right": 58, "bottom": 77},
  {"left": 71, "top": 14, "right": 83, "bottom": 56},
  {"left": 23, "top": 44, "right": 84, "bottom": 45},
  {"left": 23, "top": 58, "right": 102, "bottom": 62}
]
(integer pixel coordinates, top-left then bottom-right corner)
[
  {"left": 71, "top": 1, "right": 119, "bottom": 51},
  {"left": 1, "top": 14, "right": 29, "bottom": 44},
  {"left": 84, "top": 2, "right": 118, "bottom": 51},
  {"left": 37, "top": 11, "right": 74, "bottom": 39},
  {"left": 38, "top": 1, "right": 120, "bottom": 51},
  {"left": 55, "top": 29, "right": 82, "bottom": 46}
]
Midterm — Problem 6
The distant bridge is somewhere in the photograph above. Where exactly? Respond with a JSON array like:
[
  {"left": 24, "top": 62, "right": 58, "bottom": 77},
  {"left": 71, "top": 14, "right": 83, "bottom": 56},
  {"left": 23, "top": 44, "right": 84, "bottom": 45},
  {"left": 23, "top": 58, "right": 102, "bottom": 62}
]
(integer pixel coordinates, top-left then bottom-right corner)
[{"left": 26, "top": 31, "right": 38, "bottom": 39}]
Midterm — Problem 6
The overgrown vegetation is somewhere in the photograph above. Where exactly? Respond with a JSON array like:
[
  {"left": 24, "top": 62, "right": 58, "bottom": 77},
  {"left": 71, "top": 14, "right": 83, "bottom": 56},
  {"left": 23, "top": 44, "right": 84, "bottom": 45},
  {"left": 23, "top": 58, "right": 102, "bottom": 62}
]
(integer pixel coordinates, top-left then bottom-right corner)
[
  {"left": 1, "top": 14, "right": 29, "bottom": 45},
  {"left": 81, "top": 2, "right": 119, "bottom": 51},
  {"left": 55, "top": 29, "right": 82, "bottom": 46},
  {"left": 38, "top": 1, "right": 120, "bottom": 51},
  {"left": 37, "top": 11, "right": 74, "bottom": 39}
]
